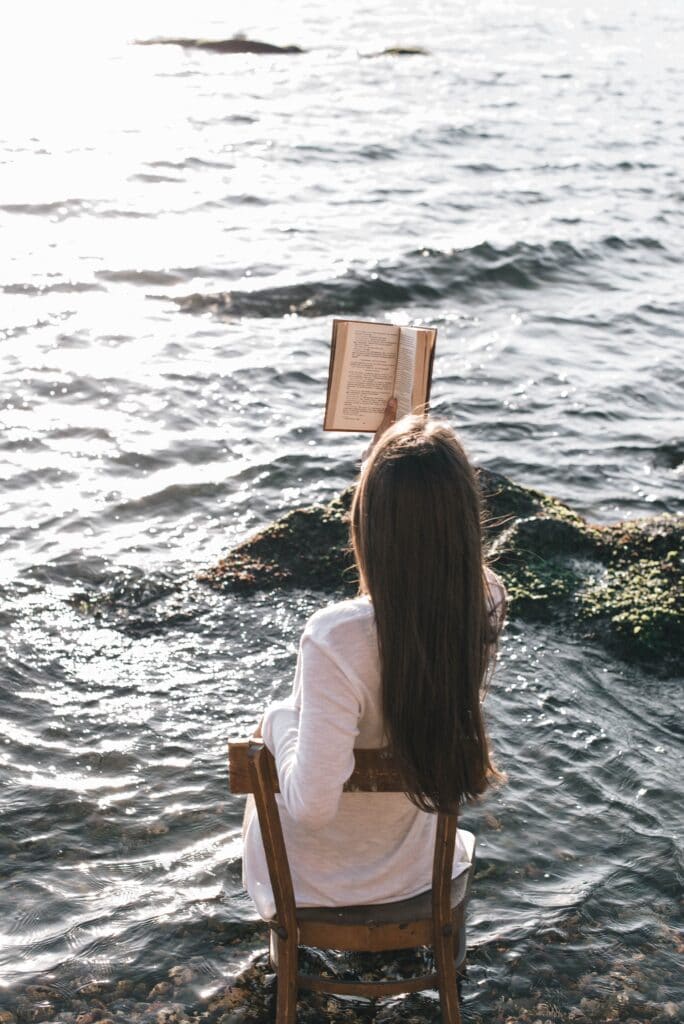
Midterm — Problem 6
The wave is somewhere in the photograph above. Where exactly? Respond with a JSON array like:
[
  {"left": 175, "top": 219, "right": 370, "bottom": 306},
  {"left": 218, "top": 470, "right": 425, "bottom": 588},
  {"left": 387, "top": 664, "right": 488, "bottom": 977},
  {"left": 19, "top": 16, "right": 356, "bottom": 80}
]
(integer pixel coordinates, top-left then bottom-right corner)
[
  {"left": 166, "top": 235, "right": 667, "bottom": 319},
  {"left": 146, "top": 156, "right": 238, "bottom": 171},
  {"left": 2, "top": 281, "right": 105, "bottom": 296},
  {"left": 128, "top": 171, "right": 184, "bottom": 184},
  {"left": 0, "top": 199, "right": 90, "bottom": 219},
  {"left": 0, "top": 199, "right": 156, "bottom": 222},
  {"left": 96, "top": 268, "right": 192, "bottom": 286}
]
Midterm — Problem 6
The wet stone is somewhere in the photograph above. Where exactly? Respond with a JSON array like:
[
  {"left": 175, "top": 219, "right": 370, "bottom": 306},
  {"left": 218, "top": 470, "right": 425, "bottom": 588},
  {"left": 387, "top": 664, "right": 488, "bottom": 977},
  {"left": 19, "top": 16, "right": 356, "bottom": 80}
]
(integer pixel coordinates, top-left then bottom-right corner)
[
  {"left": 207, "top": 989, "right": 248, "bottom": 1015},
  {"left": 154, "top": 1006, "right": 188, "bottom": 1024},
  {"left": 511, "top": 976, "right": 533, "bottom": 996},
  {"left": 23, "top": 994, "right": 58, "bottom": 1007},
  {"left": 197, "top": 470, "right": 682, "bottom": 669},
  {"left": 167, "top": 968, "right": 194, "bottom": 988},
  {"left": 27, "top": 1004, "right": 55, "bottom": 1023},
  {"left": 147, "top": 985, "right": 172, "bottom": 1001},
  {"left": 106, "top": 1001, "right": 136, "bottom": 1015}
]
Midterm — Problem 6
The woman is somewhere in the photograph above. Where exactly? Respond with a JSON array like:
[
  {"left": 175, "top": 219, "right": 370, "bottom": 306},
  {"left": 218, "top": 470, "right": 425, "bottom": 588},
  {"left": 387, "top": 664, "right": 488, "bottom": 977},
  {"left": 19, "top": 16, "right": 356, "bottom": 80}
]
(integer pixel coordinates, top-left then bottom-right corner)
[{"left": 242, "top": 410, "right": 506, "bottom": 921}]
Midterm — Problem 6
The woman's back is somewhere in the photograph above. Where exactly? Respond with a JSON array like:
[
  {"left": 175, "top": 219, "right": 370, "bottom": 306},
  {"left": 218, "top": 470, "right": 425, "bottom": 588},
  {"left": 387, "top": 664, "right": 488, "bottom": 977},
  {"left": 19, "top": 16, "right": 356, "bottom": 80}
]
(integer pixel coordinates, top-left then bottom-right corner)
[
  {"left": 242, "top": 567, "right": 504, "bottom": 920},
  {"left": 242, "top": 595, "right": 478, "bottom": 919}
]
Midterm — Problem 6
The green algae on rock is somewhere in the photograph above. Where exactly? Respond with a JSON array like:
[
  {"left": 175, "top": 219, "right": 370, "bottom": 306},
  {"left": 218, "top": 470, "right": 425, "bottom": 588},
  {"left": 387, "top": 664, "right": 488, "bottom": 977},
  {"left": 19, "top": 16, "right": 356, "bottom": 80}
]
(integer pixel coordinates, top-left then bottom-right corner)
[{"left": 199, "top": 469, "right": 682, "bottom": 668}]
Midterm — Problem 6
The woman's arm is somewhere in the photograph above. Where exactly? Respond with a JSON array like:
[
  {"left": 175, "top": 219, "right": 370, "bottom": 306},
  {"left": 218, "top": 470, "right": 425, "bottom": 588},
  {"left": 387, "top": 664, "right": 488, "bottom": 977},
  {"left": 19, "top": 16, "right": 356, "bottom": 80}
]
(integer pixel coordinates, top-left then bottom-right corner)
[{"left": 262, "top": 630, "right": 362, "bottom": 830}]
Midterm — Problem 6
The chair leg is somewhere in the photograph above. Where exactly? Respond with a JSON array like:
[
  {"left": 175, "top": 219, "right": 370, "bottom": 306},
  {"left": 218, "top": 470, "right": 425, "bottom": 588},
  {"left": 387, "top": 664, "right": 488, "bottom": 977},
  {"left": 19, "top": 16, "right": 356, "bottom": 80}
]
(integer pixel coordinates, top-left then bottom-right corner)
[
  {"left": 274, "top": 932, "right": 298, "bottom": 1024},
  {"left": 434, "top": 929, "right": 462, "bottom": 1024}
]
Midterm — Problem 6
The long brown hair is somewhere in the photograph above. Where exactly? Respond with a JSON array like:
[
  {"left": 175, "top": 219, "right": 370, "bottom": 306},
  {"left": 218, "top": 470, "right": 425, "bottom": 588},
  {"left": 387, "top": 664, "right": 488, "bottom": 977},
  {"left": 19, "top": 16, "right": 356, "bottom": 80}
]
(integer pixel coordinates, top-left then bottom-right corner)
[{"left": 351, "top": 416, "right": 499, "bottom": 812}]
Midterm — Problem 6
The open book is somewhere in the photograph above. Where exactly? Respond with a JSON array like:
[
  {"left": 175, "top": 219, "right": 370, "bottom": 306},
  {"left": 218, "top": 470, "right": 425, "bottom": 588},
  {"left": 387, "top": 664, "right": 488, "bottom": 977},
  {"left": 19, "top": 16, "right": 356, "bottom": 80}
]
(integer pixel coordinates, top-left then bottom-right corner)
[{"left": 323, "top": 319, "right": 437, "bottom": 432}]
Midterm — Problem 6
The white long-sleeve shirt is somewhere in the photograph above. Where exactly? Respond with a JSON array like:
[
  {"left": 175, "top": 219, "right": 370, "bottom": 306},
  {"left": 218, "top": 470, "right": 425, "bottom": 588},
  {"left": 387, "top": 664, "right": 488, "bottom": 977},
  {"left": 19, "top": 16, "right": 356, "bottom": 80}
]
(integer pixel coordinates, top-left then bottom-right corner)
[{"left": 242, "top": 572, "right": 506, "bottom": 920}]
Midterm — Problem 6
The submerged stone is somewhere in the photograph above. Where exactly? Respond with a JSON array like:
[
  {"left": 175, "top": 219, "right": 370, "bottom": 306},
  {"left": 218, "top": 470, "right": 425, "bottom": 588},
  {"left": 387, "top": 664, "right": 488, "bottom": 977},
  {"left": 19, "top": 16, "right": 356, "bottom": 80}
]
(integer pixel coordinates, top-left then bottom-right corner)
[{"left": 200, "top": 468, "right": 682, "bottom": 669}]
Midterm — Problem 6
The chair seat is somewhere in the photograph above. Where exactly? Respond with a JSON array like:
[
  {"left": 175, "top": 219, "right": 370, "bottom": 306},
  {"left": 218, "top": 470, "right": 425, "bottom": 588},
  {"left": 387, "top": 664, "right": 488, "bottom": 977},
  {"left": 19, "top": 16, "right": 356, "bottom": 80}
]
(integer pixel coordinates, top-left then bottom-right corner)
[{"left": 289, "top": 868, "right": 471, "bottom": 928}]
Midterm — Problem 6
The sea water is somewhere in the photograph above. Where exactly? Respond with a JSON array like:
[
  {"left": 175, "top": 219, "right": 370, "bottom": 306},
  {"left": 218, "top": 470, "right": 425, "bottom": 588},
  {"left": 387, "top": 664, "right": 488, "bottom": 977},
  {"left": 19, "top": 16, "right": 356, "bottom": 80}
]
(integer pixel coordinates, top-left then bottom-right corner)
[{"left": 1, "top": 1, "right": 682, "bottom": 1019}]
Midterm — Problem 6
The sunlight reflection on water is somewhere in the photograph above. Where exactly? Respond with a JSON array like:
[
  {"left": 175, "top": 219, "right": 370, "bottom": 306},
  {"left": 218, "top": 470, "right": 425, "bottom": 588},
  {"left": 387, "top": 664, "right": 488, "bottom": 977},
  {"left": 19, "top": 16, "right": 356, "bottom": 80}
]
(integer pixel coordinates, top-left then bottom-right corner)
[{"left": 1, "top": 0, "right": 683, "bottom": 1017}]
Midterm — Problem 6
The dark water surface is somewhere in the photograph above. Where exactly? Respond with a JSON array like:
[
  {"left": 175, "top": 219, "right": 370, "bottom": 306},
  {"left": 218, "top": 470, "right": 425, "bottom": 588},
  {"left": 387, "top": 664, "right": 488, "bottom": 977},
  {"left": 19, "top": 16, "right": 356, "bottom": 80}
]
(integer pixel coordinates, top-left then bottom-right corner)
[{"left": 1, "top": 1, "right": 682, "bottom": 1019}]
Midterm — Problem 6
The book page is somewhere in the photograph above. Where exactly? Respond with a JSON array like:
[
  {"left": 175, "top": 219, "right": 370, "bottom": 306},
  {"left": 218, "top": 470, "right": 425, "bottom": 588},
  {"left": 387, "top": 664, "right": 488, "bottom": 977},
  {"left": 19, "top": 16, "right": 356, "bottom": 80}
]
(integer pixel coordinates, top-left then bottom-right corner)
[
  {"left": 324, "top": 321, "right": 347, "bottom": 429},
  {"left": 410, "top": 330, "right": 427, "bottom": 412},
  {"left": 328, "top": 321, "right": 399, "bottom": 431},
  {"left": 394, "top": 327, "right": 418, "bottom": 418},
  {"left": 410, "top": 328, "right": 437, "bottom": 413}
]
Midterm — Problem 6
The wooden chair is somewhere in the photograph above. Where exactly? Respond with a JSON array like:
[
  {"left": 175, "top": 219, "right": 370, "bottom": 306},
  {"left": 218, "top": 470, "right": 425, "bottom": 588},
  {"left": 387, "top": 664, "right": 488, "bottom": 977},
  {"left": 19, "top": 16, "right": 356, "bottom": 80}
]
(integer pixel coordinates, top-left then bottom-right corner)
[{"left": 228, "top": 738, "right": 474, "bottom": 1024}]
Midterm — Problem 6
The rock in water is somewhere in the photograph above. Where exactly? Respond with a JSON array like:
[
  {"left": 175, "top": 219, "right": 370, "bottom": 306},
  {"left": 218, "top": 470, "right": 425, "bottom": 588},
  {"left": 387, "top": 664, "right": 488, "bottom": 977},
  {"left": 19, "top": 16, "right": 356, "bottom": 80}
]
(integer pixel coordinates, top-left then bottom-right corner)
[
  {"left": 362, "top": 46, "right": 431, "bottom": 57},
  {"left": 137, "top": 37, "right": 305, "bottom": 54},
  {"left": 200, "top": 468, "right": 682, "bottom": 669}
]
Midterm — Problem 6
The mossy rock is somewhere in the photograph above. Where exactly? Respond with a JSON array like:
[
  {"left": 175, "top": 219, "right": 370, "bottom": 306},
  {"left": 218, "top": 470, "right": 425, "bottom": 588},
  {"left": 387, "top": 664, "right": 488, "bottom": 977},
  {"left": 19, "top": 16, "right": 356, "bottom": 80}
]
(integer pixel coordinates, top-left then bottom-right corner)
[
  {"left": 488, "top": 505, "right": 681, "bottom": 668},
  {"left": 199, "top": 488, "right": 358, "bottom": 593},
  {"left": 200, "top": 470, "right": 682, "bottom": 670}
]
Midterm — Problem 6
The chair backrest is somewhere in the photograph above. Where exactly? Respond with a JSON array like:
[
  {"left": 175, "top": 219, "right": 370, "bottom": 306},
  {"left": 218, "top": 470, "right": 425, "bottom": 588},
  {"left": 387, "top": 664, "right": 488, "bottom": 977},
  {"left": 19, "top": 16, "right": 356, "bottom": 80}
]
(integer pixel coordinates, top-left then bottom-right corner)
[
  {"left": 229, "top": 738, "right": 406, "bottom": 795},
  {"left": 228, "top": 739, "right": 458, "bottom": 942}
]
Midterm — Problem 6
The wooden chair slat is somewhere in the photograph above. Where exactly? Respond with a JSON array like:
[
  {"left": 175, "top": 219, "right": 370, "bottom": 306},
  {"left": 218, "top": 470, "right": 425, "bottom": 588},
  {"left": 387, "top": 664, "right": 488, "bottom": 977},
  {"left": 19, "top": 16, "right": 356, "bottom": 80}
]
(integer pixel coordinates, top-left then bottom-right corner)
[
  {"left": 297, "top": 971, "right": 439, "bottom": 997},
  {"left": 297, "top": 916, "right": 434, "bottom": 952},
  {"left": 228, "top": 739, "right": 403, "bottom": 795}
]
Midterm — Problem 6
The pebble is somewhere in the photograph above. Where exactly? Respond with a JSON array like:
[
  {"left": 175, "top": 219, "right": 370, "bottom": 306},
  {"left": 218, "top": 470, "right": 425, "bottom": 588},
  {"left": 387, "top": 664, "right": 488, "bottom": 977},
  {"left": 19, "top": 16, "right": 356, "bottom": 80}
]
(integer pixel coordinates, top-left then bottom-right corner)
[
  {"left": 209, "top": 988, "right": 250, "bottom": 1014},
  {"left": 25, "top": 990, "right": 59, "bottom": 1004},
  {"left": 146, "top": 822, "right": 169, "bottom": 836},
  {"left": 534, "top": 1003, "right": 555, "bottom": 1016},
  {"left": 155, "top": 1005, "right": 188, "bottom": 1024},
  {"left": 28, "top": 1002, "right": 56, "bottom": 1022},
  {"left": 147, "top": 984, "right": 172, "bottom": 1000},
  {"left": 511, "top": 976, "right": 532, "bottom": 996},
  {"left": 2, "top": 948, "right": 682, "bottom": 1024},
  {"left": 74, "top": 985, "right": 108, "bottom": 1000},
  {"left": 168, "top": 968, "right": 194, "bottom": 987}
]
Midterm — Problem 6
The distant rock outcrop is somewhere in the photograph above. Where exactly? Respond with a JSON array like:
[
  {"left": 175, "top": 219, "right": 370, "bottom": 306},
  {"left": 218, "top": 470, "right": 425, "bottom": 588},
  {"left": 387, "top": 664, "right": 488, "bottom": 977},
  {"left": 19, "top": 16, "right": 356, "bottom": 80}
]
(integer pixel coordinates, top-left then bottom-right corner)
[
  {"left": 137, "top": 37, "right": 305, "bottom": 55},
  {"left": 362, "top": 46, "right": 430, "bottom": 57}
]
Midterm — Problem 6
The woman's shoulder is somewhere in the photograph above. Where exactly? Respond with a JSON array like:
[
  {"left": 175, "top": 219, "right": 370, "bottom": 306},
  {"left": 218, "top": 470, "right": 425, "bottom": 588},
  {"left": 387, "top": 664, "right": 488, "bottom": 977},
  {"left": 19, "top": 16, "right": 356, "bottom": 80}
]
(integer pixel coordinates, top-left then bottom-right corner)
[{"left": 304, "top": 596, "right": 375, "bottom": 646}]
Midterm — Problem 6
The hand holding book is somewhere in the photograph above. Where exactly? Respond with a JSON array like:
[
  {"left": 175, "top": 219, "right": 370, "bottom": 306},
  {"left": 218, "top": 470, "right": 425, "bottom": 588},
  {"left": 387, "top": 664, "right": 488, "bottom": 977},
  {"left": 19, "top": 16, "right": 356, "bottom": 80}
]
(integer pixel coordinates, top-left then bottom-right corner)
[
  {"left": 361, "top": 396, "right": 398, "bottom": 461},
  {"left": 323, "top": 319, "right": 437, "bottom": 432}
]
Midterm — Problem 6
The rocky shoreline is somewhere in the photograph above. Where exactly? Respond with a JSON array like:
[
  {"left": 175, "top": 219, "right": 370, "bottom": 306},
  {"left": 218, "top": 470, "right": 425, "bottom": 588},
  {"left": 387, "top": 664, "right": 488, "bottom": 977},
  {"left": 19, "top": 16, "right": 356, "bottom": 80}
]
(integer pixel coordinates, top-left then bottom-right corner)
[
  {"left": 3, "top": 937, "right": 681, "bottom": 1024},
  {"left": 200, "top": 468, "right": 682, "bottom": 671}
]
